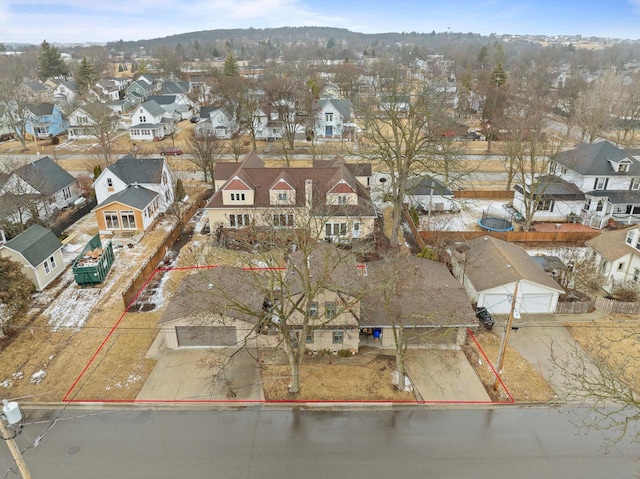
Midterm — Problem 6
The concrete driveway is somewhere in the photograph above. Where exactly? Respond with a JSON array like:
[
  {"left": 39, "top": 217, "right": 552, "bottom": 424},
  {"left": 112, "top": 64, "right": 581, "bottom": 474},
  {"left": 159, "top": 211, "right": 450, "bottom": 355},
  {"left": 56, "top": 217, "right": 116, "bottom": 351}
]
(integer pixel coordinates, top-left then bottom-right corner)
[
  {"left": 136, "top": 348, "right": 264, "bottom": 402},
  {"left": 405, "top": 349, "right": 491, "bottom": 402},
  {"left": 506, "top": 311, "right": 609, "bottom": 400}
]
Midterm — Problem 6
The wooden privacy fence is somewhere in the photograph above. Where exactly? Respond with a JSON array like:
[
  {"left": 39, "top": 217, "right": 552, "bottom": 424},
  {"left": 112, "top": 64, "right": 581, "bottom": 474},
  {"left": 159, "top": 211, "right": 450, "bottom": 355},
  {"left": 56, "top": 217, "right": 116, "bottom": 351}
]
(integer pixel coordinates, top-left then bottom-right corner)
[
  {"left": 121, "top": 199, "right": 205, "bottom": 308},
  {"left": 419, "top": 229, "right": 600, "bottom": 244},
  {"left": 453, "top": 190, "right": 514, "bottom": 200},
  {"left": 555, "top": 299, "right": 595, "bottom": 314},
  {"left": 594, "top": 296, "right": 640, "bottom": 314}
]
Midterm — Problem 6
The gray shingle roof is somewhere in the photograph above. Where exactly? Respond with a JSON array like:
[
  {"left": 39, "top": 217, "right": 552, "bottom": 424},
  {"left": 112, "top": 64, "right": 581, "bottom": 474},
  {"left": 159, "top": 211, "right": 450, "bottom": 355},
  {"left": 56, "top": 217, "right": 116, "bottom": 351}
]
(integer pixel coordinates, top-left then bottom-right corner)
[
  {"left": 14, "top": 156, "right": 76, "bottom": 196},
  {"left": 361, "top": 255, "right": 476, "bottom": 327},
  {"left": 26, "top": 103, "right": 55, "bottom": 117},
  {"left": 514, "top": 175, "right": 585, "bottom": 200},
  {"left": 95, "top": 184, "right": 158, "bottom": 210},
  {"left": 554, "top": 141, "right": 640, "bottom": 176},
  {"left": 406, "top": 175, "right": 453, "bottom": 196},
  {"left": 107, "top": 156, "right": 165, "bottom": 185},
  {"left": 318, "top": 99, "right": 351, "bottom": 121},
  {"left": 452, "top": 236, "right": 564, "bottom": 292},
  {"left": 139, "top": 100, "right": 166, "bottom": 117},
  {"left": 586, "top": 226, "right": 639, "bottom": 262},
  {"left": 3, "top": 224, "right": 62, "bottom": 267}
]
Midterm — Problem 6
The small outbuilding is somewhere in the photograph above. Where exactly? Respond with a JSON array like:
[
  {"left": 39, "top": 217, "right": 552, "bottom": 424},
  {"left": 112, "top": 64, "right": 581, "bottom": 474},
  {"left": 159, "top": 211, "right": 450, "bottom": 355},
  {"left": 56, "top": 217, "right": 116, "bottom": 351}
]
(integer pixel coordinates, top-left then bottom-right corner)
[{"left": 0, "top": 224, "right": 64, "bottom": 291}]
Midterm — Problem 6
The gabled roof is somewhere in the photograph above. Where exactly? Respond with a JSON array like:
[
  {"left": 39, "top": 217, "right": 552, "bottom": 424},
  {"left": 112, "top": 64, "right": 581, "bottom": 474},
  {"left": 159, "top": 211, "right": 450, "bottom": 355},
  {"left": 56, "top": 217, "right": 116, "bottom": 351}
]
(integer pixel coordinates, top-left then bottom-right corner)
[
  {"left": 73, "top": 102, "right": 113, "bottom": 120},
  {"left": 406, "top": 175, "right": 453, "bottom": 197},
  {"left": 3, "top": 224, "right": 62, "bottom": 267},
  {"left": 22, "top": 80, "right": 48, "bottom": 93},
  {"left": 147, "top": 95, "right": 177, "bottom": 106},
  {"left": 514, "top": 175, "right": 584, "bottom": 200},
  {"left": 206, "top": 154, "right": 375, "bottom": 218},
  {"left": 452, "top": 236, "right": 563, "bottom": 292},
  {"left": 105, "top": 155, "right": 166, "bottom": 185},
  {"left": 554, "top": 141, "right": 640, "bottom": 176},
  {"left": 327, "top": 163, "right": 358, "bottom": 194},
  {"left": 361, "top": 255, "right": 476, "bottom": 327},
  {"left": 95, "top": 184, "right": 158, "bottom": 210},
  {"left": 313, "top": 157, "right": 372, "bottom": 177},
  {"left": 158, "top": 82, "right": 189, "bottom": 95},
  {"left": 318, "top": 99, "right": 351, "bottom": 120},
  {"left": 14, "top": 156, "right": 76, "bottom": 195},
  {"left": 56, "top": 80, "right": 77, "bottom": 92},
  {"left": 137, "top": 100, "right": 165, "bottom": 117},
  {"left": 270, "top": 171, "right": 295, "bottom": 190},
  {"left": 199, "top": 106, "right": 222, "bottom": 119},
  {"left": 25, "top": 103, "right": 56, "bottom": 117},
  {"left": 586, "top": 226, "right": 640, "bottom": 262}
]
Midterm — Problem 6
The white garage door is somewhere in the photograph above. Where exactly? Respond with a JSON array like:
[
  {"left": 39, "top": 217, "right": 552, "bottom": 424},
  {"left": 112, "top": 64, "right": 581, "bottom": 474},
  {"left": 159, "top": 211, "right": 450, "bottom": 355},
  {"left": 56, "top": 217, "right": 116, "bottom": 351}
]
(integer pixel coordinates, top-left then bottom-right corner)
[
  {"left": 176, "top": 326, "right": 237, "bottom": 347},
  {"left": 520, "top": 294, "right": 553, "bottom": 314},
  {"left": 482, "top": 294, "right": 513, "bottom": 314}
]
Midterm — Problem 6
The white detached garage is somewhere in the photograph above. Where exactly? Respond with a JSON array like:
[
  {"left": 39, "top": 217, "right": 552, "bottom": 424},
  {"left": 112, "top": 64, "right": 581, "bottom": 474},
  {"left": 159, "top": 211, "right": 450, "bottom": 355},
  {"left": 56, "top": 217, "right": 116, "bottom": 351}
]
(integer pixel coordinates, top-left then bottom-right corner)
[{"left": 450, "top": 236, "right": 564, "bottom": 315}]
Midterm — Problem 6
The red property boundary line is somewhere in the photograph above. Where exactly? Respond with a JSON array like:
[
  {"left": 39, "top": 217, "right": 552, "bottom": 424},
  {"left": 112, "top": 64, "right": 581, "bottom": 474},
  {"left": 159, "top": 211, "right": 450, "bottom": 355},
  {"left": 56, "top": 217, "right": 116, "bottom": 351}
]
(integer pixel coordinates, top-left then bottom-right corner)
[{"left": 63, "top": 267, "right": 514, "bottom": 405}]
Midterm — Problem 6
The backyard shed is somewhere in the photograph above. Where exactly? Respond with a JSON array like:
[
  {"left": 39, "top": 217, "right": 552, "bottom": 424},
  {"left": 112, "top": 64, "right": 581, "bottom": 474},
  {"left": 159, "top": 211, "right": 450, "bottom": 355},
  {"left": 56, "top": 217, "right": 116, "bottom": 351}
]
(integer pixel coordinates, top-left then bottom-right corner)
[{"left": 72, "top": 234, "right": 115, "bottom": 286}]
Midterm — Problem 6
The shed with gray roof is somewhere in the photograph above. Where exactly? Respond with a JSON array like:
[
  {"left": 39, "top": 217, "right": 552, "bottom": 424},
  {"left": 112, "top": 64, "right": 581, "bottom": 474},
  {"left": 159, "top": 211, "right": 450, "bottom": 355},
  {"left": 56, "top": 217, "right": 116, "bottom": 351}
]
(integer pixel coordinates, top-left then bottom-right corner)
[{"left": 0, "top": 224, "right": 65, "bottom": 291}]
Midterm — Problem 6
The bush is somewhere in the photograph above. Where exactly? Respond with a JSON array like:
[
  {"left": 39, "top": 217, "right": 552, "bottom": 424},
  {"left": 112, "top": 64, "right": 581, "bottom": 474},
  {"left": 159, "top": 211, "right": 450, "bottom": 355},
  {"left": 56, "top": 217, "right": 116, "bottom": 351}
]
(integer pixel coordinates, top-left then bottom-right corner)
[
  {"left": 611, "top": 283, "right": 640, "bottom": 302},
  {"left": 337, "top": 349, "right": 353, "bottom": 357},
  {"left": 50, "top": 136, "right": 59, "bottom": 145},
  {"left": 417, "top": 246, "right": 436, "bottom": 260}
]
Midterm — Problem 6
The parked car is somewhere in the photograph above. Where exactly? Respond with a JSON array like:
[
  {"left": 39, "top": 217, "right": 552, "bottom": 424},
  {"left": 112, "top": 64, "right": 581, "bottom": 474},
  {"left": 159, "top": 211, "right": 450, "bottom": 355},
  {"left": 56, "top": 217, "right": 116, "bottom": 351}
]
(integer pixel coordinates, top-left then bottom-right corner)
[
  {"left": 160, "top": 147, "right": 183, "bottom": 156},
  {"left": 475, "top": 307, "right": 495, "bottom": 330}
]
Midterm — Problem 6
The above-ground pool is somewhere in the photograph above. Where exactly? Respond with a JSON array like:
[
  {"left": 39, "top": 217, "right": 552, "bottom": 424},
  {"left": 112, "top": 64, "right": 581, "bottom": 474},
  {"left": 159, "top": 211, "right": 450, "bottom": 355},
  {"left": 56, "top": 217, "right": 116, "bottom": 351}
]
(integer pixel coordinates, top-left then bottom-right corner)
[{"left": 477, "top": 216, "right": 514, "bottom": 232}]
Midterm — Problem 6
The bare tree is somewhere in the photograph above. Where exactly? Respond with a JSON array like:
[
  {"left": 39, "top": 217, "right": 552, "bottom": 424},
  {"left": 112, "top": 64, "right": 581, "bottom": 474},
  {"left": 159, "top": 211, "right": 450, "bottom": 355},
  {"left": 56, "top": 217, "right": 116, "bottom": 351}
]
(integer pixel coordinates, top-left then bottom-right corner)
[
  {"left": 355, "top": 60, "right": 452, "bottom": 245},
  {"left": 81, "top": 103, "right": 120, "bottom": 169},
  {"left": 264, "top": 76, "right": 305, "bottom": 150},
  {"left": 574, "top": 70, "right": 620, "bottom": 143},
  {"left": 186, "top": 130, "right": 224, "bottom": 184},
  {"left": 0, "top": 57, "right": 34, "bottom": 150}
]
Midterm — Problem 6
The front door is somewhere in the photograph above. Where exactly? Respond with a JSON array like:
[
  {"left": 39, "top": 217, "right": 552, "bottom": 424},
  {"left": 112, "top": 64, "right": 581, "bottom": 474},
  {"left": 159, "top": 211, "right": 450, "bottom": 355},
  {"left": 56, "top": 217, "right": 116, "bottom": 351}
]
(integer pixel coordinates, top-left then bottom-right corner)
[{"left": 325, "top": 125, "right": 333, "bottom": 137}]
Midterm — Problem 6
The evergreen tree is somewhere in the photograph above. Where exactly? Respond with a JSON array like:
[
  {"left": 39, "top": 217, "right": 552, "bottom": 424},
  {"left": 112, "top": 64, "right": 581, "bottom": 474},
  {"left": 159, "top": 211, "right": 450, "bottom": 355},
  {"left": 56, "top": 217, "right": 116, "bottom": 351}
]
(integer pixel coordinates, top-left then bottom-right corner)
[
  {"left": 174, "top": 178, "right": 186, "bottom": 202},
  {"left": 37, "top": 40, "right": 68, "bottom": 81},
  {"left": 77, "top": 57, "right": 98, "bottom": 94},
  {"left": 223, "top": 53, "right": 239, "bottom": 77},
  {"left": 490, "top": 62, "right": 508, "bottom": 87}
]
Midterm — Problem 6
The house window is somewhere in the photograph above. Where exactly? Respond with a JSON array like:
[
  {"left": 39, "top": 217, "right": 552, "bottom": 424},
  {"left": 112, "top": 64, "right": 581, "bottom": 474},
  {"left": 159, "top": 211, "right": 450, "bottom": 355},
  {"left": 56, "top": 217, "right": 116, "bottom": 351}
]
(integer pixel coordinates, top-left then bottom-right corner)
[
  {"left": 325, "top": 302, "right": 337, "bottom": 319},
  {"left": 44, "top": 259, "right": 50, "bottom": 275},
  {"left": 49, "top": 255, "right": 56, "bottom": 270},
  {"left": 337, "top": 195, "right": 347, "bottom": 205},
  {"left": 634, "top": 268, "right": 640, "bottom": 282},
  {"left": 618, "top": 262, "right": 625, "bottom": 271},
  {"left": 325, "top": 223, "right": 348, "bottom": 237},
  {"left": 306, "top": 331, "right": 314, "bottom": 344},
  {"left": 325, "top": 112, "right": 333, "bottom": 122},
  {"left": 104, "top": 211, "right": 120, "bottom": 229},
  {"left": 536, "top": 199, "right": 554, "bottom": 212},
  {"left": 630, "top": 178, "right": 640, "bottom": 190},
  {"left": 229, "top": 214, "right": 250, "bottom": 227},
  {"left": 139, "top": 115, "right": 147, "bottom": 123},
  {"left": 594, "top": 177, "right": 608, "bottom": 190},
  {"left": 230, "top": 193, "right": 245, "bottom": 201},
  {"left": 596, "top": 200, "right": 604, "bottom": 212},
  {"left": 107, "top": 178, "right": 113, "bottom": 187},
  {"left": 626, "top": 230, "right": 635, "bottom": 245},
  {"left": 63, "top": 187, "right": 71, "bottom": 200},
  {"left": 308, "top": 302, "right": 318, "bottom": 317},
  {"left": 277, "top": 192, "right": 288, "bottom": 201},
  {"left": 272, "top": 214, "right": 294, "bottom": 227},
  {"left": 332, "top": 330, "right": 344, "bottom": 344},
  {"left": 601, "top": 259, "right": 608, "bottom": 272},
  {"left": 162, "top": 172, "right": 168, "bottom": 185},
  {"left": 619, "top": 161, "right": 631, "bottom": 172},
  {"left": 121, "top": 211, "right": 136, "bottom": 229}
]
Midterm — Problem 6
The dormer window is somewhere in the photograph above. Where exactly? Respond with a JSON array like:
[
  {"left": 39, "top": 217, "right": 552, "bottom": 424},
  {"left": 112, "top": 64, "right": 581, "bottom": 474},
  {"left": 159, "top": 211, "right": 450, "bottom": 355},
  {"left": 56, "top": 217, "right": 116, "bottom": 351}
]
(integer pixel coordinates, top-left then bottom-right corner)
[
  {"left": 230, "top": 193, "right": 245, "bottom": 201},
  {"left": 626, "top": 230, "right": 635, "bottom": 245},
  {"left": 618, "top": 159, "right": 632, "bottom": 172},
  {"left": 278, "top": 192, "right": 288, "bottom": 201},
  {"left": 337, "top": 195, "right": 347, "bottom": 204}
]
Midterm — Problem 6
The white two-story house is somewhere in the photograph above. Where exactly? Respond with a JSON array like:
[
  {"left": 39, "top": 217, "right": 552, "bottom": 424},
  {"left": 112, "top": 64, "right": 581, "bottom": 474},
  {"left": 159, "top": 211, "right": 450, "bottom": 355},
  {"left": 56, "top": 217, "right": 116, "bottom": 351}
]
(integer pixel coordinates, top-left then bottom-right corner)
[
  {"left": 314, "top": 99, "right": 353, "bottom": 140},
  {"left": 513, "top": 141, "right": 640, "bottom": 228},
  {"left": 129, "top": 100, "right": 171, "bottom": 142}
]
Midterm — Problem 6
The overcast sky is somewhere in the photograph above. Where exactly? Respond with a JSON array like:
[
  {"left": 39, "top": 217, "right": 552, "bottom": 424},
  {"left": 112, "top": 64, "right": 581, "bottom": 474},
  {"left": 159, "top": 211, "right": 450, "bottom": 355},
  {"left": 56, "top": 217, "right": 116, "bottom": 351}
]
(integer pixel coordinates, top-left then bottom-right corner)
[{"left": 2, "top": 0, "right": 640, "bottom": 45}]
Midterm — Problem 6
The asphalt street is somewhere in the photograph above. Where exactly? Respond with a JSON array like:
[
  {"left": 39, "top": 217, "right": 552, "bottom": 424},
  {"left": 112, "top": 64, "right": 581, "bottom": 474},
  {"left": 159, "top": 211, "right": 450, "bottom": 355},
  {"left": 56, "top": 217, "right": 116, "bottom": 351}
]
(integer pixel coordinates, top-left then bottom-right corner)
[{"left": 1, "top": 407, "right": 637, "bottom": 478}]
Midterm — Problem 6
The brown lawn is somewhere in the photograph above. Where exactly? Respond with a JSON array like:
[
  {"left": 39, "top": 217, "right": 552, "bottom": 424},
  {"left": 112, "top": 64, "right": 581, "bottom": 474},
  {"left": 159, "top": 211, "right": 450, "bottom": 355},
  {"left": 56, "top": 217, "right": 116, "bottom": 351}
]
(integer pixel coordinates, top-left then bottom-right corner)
[{"left": 463, "top": 330, "right": 556, "bottom": 403}]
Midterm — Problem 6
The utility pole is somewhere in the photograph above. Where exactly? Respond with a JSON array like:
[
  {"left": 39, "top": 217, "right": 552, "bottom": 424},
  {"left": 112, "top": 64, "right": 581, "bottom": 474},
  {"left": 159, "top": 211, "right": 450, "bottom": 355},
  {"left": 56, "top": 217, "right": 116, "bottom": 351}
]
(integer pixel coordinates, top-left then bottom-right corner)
[
  {"left": 493, "top": 280, "right": 519, "bottom": 391},
  {"left": 1, "top": 400, "right": 32, "bottom": 479}
]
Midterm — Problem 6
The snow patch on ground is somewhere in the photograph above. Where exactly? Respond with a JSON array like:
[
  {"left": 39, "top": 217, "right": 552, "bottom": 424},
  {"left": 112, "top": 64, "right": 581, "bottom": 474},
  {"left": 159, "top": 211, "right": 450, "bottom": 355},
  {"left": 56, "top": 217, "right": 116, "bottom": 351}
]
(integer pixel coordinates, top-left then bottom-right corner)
[{"left": 30, "top": 370, "right": 46, "bottom": 384}]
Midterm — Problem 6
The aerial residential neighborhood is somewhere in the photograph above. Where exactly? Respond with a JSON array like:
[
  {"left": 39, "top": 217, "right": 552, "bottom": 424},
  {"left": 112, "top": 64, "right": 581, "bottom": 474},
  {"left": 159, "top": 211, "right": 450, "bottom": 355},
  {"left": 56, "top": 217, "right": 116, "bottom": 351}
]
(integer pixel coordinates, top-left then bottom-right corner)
[{"left": 1, "top": 20, "right": 640, "bottom": 476}]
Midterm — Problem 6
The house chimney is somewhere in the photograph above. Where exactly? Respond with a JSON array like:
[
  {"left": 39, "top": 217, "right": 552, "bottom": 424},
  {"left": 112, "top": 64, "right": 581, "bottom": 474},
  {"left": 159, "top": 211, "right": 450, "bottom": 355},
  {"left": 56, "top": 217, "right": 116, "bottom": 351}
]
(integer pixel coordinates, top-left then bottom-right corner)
[{"left": 305, "top": 179, "right": 313, "bottom": 209}]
